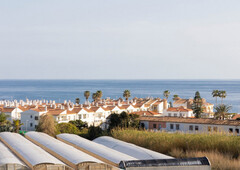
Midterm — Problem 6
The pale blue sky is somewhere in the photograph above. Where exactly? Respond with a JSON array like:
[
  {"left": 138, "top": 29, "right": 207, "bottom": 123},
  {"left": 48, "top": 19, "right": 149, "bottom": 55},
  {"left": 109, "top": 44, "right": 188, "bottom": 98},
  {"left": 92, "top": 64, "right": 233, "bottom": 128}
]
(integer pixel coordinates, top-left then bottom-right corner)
[{"left": 1, "top": 0, "right": 240, "bottom": 79}]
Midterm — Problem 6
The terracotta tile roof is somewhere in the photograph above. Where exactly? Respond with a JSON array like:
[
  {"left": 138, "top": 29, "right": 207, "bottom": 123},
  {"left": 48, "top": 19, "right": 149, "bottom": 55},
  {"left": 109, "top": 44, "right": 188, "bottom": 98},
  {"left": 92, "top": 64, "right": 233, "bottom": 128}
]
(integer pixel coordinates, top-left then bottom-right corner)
[
  {"left": 0, "top": 107, "right": 15, "bottom": 113},
  {"left": 153, "top": 101, "right": 163, "bottom": 106},
  {"left": 86, "top": 106, "right": 101, "bottom": 112},
  {"left": 119, "top": 105, "right": 131, "bottom": 109},
  {"left": 102, "top": 106, "right": 118, "bottom": 111},
  {"left": 47, "top": 109, "right": 65, "bottom": 116},
  {"left": 140, "top": 116, "right": 240, "bottom": 126},
  {"left": 233, "top": 114, "right": 240, "bottom": 120},
  {"left": 132, "top": 111, "right": 160, "bottom": 116},
  {"left": 167, "top": 106, "right": 192, "bottom": 112},
  {"left": 173, "top": 99, "right": 189, "bottom": 105}
]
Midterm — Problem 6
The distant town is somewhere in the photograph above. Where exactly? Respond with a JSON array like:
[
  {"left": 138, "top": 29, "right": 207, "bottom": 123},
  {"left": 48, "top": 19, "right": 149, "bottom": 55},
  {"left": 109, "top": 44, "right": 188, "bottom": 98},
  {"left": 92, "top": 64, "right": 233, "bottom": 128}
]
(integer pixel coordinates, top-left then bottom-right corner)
[{"left": 0, "top": 90, "right": 239, "bottom": 135}]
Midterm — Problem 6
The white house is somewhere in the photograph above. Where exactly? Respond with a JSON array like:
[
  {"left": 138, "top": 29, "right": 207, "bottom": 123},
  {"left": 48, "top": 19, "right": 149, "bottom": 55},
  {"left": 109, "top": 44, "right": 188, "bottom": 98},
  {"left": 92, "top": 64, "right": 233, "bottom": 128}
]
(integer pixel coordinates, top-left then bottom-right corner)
[
  {"left": 20, "top": 107, "right": 48, "bottom": 131},
  {"left": 0, "top": 107, "right": 23, "bottom": 122},
  {"left": 164, "top": 106, "right": 194, "bottom": 118}
]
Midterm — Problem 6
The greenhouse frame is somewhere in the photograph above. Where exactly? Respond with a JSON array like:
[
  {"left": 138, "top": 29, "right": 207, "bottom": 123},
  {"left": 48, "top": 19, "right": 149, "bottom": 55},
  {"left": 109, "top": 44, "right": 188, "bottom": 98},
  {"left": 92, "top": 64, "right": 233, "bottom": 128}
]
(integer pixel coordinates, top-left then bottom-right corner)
[
  {"left": 57, "top": 133, "right": 137, "bottom": 167},
  {"left": 93, "top": 136, "right": 173, "bottom": 160},
  {"left": 0, "top": 132, "right": 68, "bottom": 170},
  {"left": 25, "top": 132, "right": 115, "bottom": 170}
]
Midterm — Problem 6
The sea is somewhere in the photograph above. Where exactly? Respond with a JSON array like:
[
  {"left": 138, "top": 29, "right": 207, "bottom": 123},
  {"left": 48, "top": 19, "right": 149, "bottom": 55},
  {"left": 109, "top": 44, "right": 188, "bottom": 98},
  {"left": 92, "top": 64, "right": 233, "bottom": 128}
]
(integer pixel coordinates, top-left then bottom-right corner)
[{"left": 0, "top": 80, "right": 240, "bottom": 113}]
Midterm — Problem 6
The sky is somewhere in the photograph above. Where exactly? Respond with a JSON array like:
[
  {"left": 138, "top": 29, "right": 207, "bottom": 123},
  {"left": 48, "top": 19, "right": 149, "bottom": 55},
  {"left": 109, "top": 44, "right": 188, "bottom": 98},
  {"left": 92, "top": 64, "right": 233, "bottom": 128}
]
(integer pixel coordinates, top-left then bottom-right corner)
[{"left": 0, "top": 0, "right": 240, "bottom": 79}]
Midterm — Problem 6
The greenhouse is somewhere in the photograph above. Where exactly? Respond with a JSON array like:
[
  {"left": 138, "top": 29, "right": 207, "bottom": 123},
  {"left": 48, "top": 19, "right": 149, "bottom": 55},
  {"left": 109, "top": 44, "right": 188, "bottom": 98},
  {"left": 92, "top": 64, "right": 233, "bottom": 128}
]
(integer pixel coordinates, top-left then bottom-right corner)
[
  {"left": 93, "top": 136, "right": 173, "bottom": 160},
  {"left": 0, "top": 141, "right": 29, "bottom": 170},
  {"left": 25, "top": 132, "right": 115, "bottom": 170},
  {"left": 57, "top": 133, "right": 137, "bottom": 167},
  {"left": 0, "top": 132, "right": 68, "bottom": 170}
]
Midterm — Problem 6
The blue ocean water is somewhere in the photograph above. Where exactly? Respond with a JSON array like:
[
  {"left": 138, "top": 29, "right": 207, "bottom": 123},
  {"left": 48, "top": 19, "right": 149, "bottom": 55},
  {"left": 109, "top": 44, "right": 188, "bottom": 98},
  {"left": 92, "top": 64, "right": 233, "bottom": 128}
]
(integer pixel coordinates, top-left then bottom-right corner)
[{"left": 0, "top": 80, "right": 239, "bottom": 113}]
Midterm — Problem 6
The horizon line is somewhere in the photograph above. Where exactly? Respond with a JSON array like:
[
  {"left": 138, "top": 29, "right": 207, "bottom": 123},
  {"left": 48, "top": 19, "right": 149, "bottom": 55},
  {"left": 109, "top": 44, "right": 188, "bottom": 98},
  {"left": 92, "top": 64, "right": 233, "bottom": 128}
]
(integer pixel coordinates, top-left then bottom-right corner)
[{"left": 0, "top": 78, "right": 240, "bottom": 81}]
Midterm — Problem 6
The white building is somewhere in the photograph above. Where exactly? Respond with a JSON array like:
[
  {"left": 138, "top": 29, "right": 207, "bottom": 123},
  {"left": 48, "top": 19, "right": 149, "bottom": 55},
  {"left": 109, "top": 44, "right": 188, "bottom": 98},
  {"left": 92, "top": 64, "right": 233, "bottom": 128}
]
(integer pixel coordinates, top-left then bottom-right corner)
[
  {"left": 20, "top": 107, "right": 48, "bottom": 131},
  {"left": 140, "top": 116, "right": 240, "bottom": 135},
  {"left": 164, "top": 106, "right": 194, "bottom": 118}
]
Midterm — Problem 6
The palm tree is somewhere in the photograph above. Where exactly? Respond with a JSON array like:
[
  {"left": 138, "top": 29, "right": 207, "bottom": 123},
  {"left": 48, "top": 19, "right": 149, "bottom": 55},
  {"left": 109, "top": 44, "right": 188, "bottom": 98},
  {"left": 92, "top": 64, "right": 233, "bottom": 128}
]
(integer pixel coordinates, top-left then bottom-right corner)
[
  {"left": 219, "top": 91, "right": 227, "bottom": 104},
  {"left": 92, "top": 93, "right": 97, "bottom": 102},
  {"left": 84, "top": 91, "right": 90, "bottom": 103},
  {"left": 75, "top": 98, "right": 80, "bottom": 104},
  {"left": 212, "top": 90, "right": 219, "bottom": 105},
  {"left": 13, "top": 119, "right": 23, "bottom": 133},
  {"left": 173, "top": 94, "right": 179, "bottom": 101},
  {"left": 123, "top": 90, "right": 131, "bottom": 101},
  {"left": 163, "top": 90, "right": 170, "bottom": 100},
  {"left": 214, "top": 104, "right": 232, "bottom": 120},
  {"left": 96, "top": 90, "right": 103, "bottom": 101}
]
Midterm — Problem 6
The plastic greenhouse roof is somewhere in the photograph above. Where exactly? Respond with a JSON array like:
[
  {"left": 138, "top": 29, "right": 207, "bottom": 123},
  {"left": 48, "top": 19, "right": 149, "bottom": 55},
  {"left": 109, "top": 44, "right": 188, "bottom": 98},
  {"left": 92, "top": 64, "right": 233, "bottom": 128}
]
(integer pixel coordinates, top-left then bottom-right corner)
[
  {"left": 57, "top": 133, "right": 137, "bottom": 165},
  {"left": 93, "top": 136, "right": 173, "bottom": 160},
  {"left": 25, "top": 132, "right": 103, "bottom": 165},
  {"left": 0, "top": 132, "right": 64, "bottom": 166},
  {"left": 0, "top": 141, "right": 27, "bottom": 167}
]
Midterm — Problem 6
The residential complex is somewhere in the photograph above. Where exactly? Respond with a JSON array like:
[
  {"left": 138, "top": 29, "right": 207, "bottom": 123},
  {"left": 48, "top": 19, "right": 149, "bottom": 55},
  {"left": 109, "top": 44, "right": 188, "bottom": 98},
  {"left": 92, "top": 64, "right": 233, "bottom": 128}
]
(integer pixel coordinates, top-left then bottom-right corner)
[{"left": 0, "top": 97, "right": 215, "bottom": 131}]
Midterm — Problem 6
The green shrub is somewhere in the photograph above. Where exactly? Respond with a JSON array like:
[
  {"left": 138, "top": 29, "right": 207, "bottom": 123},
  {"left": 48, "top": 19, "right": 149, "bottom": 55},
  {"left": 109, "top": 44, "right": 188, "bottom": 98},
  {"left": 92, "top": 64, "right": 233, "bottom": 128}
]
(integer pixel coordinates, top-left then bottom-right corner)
[{"left": 56, "top": 123, "right": 80, "bottom": 134}]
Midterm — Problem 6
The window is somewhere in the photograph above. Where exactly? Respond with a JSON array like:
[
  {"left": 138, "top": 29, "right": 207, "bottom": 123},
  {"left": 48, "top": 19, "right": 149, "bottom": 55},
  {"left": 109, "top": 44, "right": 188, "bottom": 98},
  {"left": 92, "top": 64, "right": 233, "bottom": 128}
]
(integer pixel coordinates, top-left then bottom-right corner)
[
  {"left": 153, "top": 124, "right": 157, "bottom": 129},
  {"left": 174, "top": 113, "right": 177, "bottom": 117},
  {"left": 30, "top": 123, "right": 33, "bottom": 127},
  {"left": 170, "top": 124, "right": 174, "bottom": 130},
  {"left": 79, "top": 115, "right": 82, "bottom": 119},
  {"left": 30, "top": 115, "right": 33, "bottom": 118},
  {"left": 158, "top": 124, "right": 162, "bottom": 130},
  {"left": 235, "top": 129, "right": 239, "bottom": 134},
  {"left": 229, "top": 128, "right": 233, "bottom": 133},
  {"left": 176, "top": 124, "right": 180, "bottom": 130},
  {"left": 189, "top": 125, "right": 193, "bottom": 131},
  {"left": 35, "top": 116, "right": 38, "bottom": 120},
  {"left": 213, "top": 127, "right": 218, "bottom": 132},
  {"left": 179, "top": 113, "right": 182, "bottom": 117},
  {"left": 195, "top": 126, "right": 199, "bottom": 131},
  {"left": 208, "top": 126, "right": 211, "bottom": 132},
  {"left": 168, "top": 113, "right": 171, "bottom": 117},
  {"left": 83, "top": 114, "right": 86, "bottom": 119},
  {"left": 35, "top": 125, "right": 37, "bottom": 129}
]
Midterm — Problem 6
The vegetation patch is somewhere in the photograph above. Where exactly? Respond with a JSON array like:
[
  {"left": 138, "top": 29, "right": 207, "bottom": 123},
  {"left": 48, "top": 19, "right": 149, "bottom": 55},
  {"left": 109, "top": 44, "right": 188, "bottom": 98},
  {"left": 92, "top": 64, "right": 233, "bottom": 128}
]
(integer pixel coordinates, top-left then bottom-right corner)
[{"left": 111, "top": 129, "right": 240, "bottom": 170}]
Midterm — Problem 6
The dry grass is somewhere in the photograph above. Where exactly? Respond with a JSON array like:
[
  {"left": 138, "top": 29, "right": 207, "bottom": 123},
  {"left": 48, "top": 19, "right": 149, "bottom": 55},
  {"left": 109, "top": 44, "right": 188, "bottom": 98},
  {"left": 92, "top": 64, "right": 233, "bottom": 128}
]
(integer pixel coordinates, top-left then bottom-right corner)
[
  {"left": 170, "top": 148, "right": 240, "bottom": 170},
  {"left": 111, "top": 129, "right": 240, "bottom": 169}
]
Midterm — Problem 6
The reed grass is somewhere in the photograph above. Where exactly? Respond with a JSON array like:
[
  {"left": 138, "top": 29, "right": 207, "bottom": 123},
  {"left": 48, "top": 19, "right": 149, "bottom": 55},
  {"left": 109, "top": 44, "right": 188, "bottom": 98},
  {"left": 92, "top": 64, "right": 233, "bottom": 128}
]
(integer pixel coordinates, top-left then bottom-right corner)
[{"left": 111, "top": 129, "right": 240, "bottom": 169}]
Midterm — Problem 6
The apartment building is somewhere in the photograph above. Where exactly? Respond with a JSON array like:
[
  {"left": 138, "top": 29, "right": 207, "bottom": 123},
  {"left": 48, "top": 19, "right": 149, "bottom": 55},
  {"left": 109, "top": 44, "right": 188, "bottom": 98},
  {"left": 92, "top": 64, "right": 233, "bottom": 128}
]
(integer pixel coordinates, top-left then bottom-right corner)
[{"left": 140, "top": 116, "right": 240, "bottom": 135}]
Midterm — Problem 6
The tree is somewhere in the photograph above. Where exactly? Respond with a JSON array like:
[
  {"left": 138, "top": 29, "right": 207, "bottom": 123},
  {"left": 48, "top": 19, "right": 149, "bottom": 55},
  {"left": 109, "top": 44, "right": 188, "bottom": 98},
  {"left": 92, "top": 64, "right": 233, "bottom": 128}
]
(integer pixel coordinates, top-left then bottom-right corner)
[
  {"left": 173, "top": 94, "right": 179, "bottom": 101},
  {"left": 56, "top": 123, "right": 80, "bottom": 134},
  {"left": 123, "top": 90, "right": 131, "bottom": 101},
  {"left": 108, "top": 112, "right": 140, "bottom": 130},
  {"left": 13, "top": 119, "right": 23, "bottom": 133},
  {"left": 219, "top": 91, "right": 227, "bottom": 104},
  {"left": 75, "top": 98, "right": 80, "bottom": 104},
  {"left": 163, "top": 90, "right": 170, "bottom": 100},
  {"left": 108, "top": 113, "right": 121, "bottom": 129},
  {"left": 37, "top": 114, "right": 57, "bottom": 137},
  {"left": 92, "top": 93, "right": 97, "bottom": 102},
  {"left": 214, "top": 104, "right": 232, "bottom": 120},
  {"left": 129, "top": 114, "right": 140, "bottom": 128},
  {"left": 0, "top": 112, "right": 10, "bottom": 126},
  {"left": 192, "top": 91, "right": 203, "bottom": 118},
  {"left": 212, "top": 90, "right": 219, "bottom": 105},
  {"left": 96, "top": 90, "right": 103, "bottom": 101},
  {"left": 69, "top": 120, "right": 88, "bottom": 130},
  {"left": 84, "top": 91, "right": 90, "bottom": 102},
  {"left": 119, "top": 111, "right": 129, "bottom": 128},
  {"left": 88, "top": 126, "right": 103, "bottom": 140}
]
